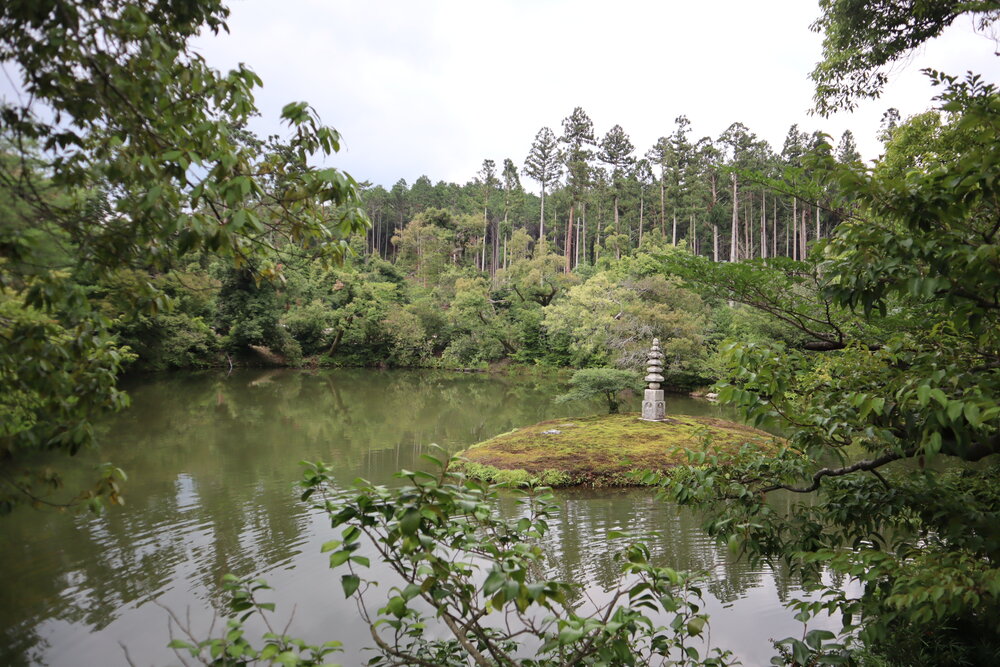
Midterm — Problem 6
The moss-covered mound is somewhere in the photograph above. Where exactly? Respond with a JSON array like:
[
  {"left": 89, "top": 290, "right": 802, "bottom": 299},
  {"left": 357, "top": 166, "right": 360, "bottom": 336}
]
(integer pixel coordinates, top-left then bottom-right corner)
[{"left": 455, "top": 413, "right": 779, "bottom": 487}]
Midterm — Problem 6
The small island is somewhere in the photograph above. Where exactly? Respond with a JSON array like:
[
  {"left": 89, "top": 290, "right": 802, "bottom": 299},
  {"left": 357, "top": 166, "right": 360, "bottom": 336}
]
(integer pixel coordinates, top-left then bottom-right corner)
[
  {"left": 457, "top": 341, "right": 779, "bottom": 487},
  {"left": 456, "top": 412, "right": 779, "bottom": 487}
]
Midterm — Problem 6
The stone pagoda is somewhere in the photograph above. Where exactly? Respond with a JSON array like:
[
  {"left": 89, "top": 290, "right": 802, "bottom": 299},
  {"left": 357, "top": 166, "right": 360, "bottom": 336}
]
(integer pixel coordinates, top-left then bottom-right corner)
[{"left": 640, "top": 339, "right": 667, "bottom": 421}]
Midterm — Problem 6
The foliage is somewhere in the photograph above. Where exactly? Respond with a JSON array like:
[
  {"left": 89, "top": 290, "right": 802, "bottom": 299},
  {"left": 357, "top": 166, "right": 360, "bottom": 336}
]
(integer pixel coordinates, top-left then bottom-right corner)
[
  {"left": 290, "top": 457, "right": 734, "bottom": 666},
  {"left": 656, "top": 75, "right": 1000, "bottom": 665},
  {"left": 113, "top": 311, "right": 220, "bottom": 371},
  {"left": 446, "top": 277, "right": 526, "bottom": 364},
  {"left": 556, "top": 368, "right": 641, "bottom": 414},
  {"left": 543, "top": 266, "right": 708, "bottom": 377},
  {"left": 810, "top": 0, "right": 999, "bottom": 114},
  {"left": 216, "top": 269, "right": 301, "bottom": 364},
  {"left": 164, "top": 575, "right": 343, "bottom": 665},
  {"left": 0, "top": 0, "right": 367, "bottom": 511}
]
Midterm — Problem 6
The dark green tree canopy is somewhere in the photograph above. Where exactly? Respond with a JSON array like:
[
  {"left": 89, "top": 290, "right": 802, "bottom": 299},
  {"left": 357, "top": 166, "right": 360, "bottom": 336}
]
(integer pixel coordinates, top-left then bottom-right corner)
[
  {"left": 811, "top": 0, "right": 1000, "bottom": 114},
  {"left": 522, "top": 126, "right": 562, "bottom": 189},
  {"left": 598, "top": 124, "right": 636, "bottom": 177},
  {"left": 556, "top": 368, "right": 641, "bottom": 414}
]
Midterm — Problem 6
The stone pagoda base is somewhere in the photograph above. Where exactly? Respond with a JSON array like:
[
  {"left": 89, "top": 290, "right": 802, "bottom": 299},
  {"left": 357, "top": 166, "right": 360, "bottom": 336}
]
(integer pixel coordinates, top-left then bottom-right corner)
[{"left": 640, "top": 388, "right": 666, "bottom": 421}]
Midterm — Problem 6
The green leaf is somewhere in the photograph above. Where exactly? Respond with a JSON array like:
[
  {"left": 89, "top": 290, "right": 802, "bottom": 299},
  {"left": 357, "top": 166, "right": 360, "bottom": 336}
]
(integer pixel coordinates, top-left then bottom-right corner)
[
  {"left": 964, "top": 402, "right": 982, "bottom": 428},
  {"left": 558, "top": 627, "right": 585, "bottom": 644},
  {"left": 929, "top": 388, "right": 948, "bottom": 407},
  {"left": 483, "top": 570, "right": 505, "bottom": 597},
  {"left": 341, "top": 574, "right": 360, "bottom": 597},
  {"left": 399, "top": 507, "right": 421, "bottom": 535},
  {"left": 916, "top": 384, "right": 931, "bottom": 406},
  {"left": 386, "top": 596, "right": 406, "bottom": 618}
]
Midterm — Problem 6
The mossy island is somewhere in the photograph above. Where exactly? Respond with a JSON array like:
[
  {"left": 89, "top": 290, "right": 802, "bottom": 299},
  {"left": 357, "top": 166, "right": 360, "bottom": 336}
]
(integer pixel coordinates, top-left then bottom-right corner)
[{"left": 455, "top": 413, "right": 780, "bottom": 488}]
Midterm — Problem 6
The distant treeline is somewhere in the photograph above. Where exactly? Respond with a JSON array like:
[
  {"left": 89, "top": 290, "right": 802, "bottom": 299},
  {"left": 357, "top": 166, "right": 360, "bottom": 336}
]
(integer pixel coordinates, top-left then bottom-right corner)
[{"left": 361, "top": 107, "right": 878, "bottom": 272}]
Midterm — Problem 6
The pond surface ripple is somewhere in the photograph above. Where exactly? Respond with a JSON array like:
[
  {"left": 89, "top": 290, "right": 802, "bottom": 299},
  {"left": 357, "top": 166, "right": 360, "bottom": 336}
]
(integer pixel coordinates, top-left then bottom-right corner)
[{"left": 0, "top": 369, "right": 839, "bottom": 666}]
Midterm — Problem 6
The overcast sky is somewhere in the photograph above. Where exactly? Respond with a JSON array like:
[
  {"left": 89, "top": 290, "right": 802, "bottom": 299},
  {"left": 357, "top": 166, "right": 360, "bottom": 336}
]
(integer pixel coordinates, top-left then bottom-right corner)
[
  {"left": 191, "top": 1, "right": 998, "bottom": 189},
  {"left": 32, "top": 1, "right": 1000, "bottom": 191}
]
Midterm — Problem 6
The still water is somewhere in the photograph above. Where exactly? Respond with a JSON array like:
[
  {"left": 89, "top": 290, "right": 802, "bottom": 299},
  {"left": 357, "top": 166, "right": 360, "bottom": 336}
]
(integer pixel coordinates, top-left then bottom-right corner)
[{"left": 1, "top": 369, "right": 832, "bottom": 665}]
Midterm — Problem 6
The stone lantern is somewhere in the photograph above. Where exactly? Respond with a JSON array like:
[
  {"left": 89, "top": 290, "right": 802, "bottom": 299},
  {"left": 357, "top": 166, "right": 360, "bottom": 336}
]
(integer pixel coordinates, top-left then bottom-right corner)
[{"left": 640, "top": 338, "right": 667, "bottom": 421}]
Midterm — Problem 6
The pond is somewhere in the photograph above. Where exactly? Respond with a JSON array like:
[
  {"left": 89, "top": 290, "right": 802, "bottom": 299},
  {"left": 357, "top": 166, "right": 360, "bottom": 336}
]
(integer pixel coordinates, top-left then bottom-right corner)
[{"left": 0, "top": 369, "right": 838, "bottom": 665}]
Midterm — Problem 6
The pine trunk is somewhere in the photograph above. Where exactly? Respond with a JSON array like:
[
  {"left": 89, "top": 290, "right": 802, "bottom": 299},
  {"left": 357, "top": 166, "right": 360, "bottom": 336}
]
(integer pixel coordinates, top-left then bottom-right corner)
[
  {"left": 730, "top": 173, "right": 739, "bottom": 262},
  {"left": 565, "top": 203, "right": 574, "bottom": 273},
  {"left": 660, "top": 179, "right": 665, "bottom": 236},
  {"left": 800, "top": 205, "right": 807, "bottom": 260},
  {"left": 761, "top": 191, "right": 767, "bottom": 259},
  {"left": 791, "top": 198, "right": 797, "bottom": 260},
  {"left": 539, "top": 186, "right": 546, "bottom": 242},
  {"left": 481, "top": 206, "right": 488, "bottom": 272},
  {"left": 772, "top": 196, "right": 777, "bottom": 259}
]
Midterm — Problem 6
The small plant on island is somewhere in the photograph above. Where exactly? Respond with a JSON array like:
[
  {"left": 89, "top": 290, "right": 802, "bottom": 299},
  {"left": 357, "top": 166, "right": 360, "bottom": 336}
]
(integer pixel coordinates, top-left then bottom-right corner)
[{"left": 555, "top": 368, "right": 641, "bottom": 414}]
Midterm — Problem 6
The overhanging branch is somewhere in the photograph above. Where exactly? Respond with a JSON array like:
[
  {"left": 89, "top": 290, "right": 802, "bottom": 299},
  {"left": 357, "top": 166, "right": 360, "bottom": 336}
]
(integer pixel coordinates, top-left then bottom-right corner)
[{"left": 761, "top": 450, "right": 905, "bottom": 494}]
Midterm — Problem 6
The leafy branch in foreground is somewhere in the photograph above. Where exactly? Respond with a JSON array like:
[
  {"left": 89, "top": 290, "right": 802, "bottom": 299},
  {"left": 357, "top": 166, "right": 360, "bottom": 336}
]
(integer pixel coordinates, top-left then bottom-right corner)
[
  {"left": 160, "top": 575, "right": 343, "bottom": 666},
  {"left": 654, "top": 75, "right": 1000, "bottom": 665},
  {"left": 289, "top": 456, "right": 734, "bottom": 666}
]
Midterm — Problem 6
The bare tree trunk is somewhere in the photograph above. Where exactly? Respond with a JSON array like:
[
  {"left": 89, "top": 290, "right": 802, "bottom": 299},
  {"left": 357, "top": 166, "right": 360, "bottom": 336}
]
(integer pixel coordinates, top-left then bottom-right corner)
[
  {"left": 772, "top": 196, "right": 777, "bottom": 259},
  {"left": 800, "top": 204, "right": 808, "bottom": 260},
  {"left": 815, "top": 205, "right": 821, "bottom": 241},
  {"left": 577, "top": 206, "right": 582, "bottom": 266},
  {"left": 672, "top": 211, "right": 677, "bottom": 246},
  {"left": 539, "top": 186, "right": 546, "bottom": 242},
  {"left": 660, "top": 178, "right": 665, "bottom": 236},
  {"left": 761, "top": 191, "right": 767, "bottom": 259},
  {"left": 730, "top": 173, "right": 739, "bottom": 262},
  {"left": 614, "top": 196, "right": 621, "bottom": 259},
  {"left": 565, "top": 203, "right": 574, "bottom": 272},
  {"left": 481, "top": 204, "right": 489, "bottom": 271},
  {"left": 791, "top": 198, "right": 797, "bottom": 260},
  {"left": 710, "top": 174, "right": 719, "bottom": 262},
  {"left": 744, "top": 200, "right": 751, "bottom": 259}
]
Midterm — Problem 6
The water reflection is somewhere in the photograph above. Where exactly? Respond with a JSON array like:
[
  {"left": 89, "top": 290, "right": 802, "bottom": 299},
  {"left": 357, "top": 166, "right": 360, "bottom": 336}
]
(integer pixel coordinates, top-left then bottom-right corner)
[{"left": 1, "top": 369, "right": 824, "bottom": 666}]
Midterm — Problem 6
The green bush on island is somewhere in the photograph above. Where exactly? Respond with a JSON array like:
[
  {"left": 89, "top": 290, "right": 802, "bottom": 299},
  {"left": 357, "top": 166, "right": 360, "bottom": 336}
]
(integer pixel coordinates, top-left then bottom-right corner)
[{"left": 554, "top": 368, "right": 642, "bottom": 414}]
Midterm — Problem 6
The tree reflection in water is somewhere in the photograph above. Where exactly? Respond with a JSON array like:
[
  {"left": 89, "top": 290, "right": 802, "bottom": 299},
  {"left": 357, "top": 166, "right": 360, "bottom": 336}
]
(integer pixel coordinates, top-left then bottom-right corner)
[{"left": 0, "top": 369, "right": 823, "bottom": 666}]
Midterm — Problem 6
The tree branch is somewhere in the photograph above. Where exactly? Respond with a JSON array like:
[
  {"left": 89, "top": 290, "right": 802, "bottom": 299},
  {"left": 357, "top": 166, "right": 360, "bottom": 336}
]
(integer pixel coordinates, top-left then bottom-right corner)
[{"left": 761, "top": 450, "right": 905, "bottom": 493}]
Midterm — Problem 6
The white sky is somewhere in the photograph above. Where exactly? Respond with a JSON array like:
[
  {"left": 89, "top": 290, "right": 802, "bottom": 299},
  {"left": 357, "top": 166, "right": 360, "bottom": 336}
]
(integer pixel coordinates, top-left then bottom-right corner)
[
  {"left": 190, "top": 0, "right": 996, "bottom": 189},
  {"left": 6, "top": 1, "right": 995, "bottom": 191}
]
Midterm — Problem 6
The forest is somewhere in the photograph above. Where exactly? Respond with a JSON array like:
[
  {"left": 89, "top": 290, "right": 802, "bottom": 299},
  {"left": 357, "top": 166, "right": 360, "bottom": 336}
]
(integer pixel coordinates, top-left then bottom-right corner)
[
  {"left": 2, "top": 0, "right": 999, "bottom": 665},
  {"left": 78, "top": 108, "right": 874, "bottom": 385}
]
